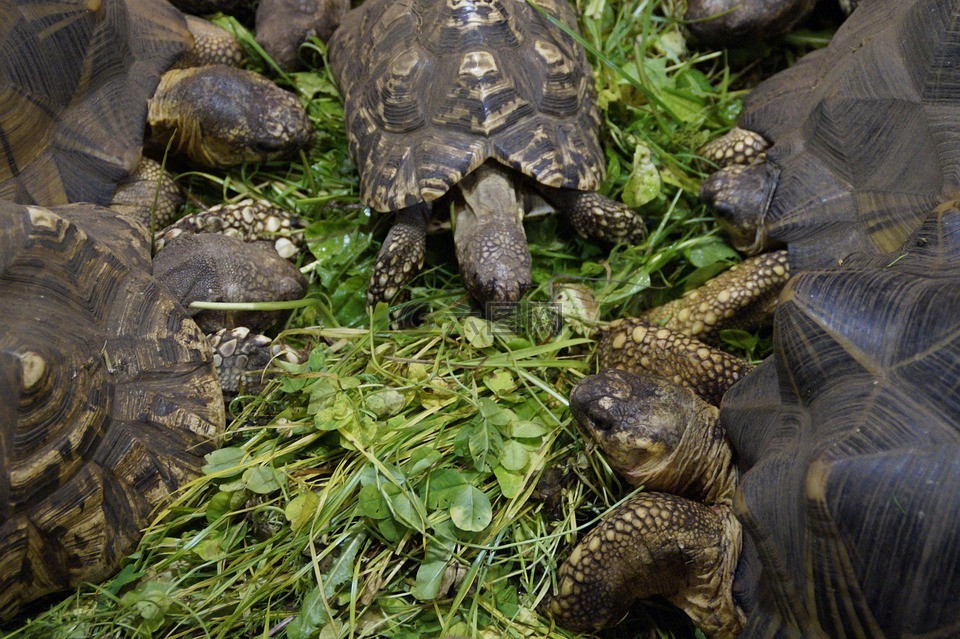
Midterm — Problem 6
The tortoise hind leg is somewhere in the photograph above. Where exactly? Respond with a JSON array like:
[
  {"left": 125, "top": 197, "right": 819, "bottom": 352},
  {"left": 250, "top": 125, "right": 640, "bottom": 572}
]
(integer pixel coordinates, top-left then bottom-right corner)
[
  {"left": 368, "top": 202, "right": 430, "bottom": 307},
  {"left": 537, "top": 186, "right": 646, "bottom": 244}
]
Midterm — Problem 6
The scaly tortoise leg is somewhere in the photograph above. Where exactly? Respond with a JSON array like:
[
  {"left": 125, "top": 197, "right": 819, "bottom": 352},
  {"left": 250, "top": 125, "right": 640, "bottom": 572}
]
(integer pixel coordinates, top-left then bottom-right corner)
[
  {"left": 155, "top": 199, "right": 306, "bottom": 258},
  {"left": 595, "top": 250, "right": 791, "bottom": 405},
  {"left": 641, "top": 250, "right": 790, "bottom": 345},
  {"left": 699, "top": 126, "right": 770, "bottom": 170},
  {"left": 596, "top": 318, "right": 753, "bottom": 406},
  {"left": 209, "top": 327, "right": 302, "bottom": 396},
  {"left": 111, "top": 157, "right": 186, "bottom": 231},
  {"left": 538, "top": 185, "right": 647, "bottom": 245},
  {"left": 548, "top": 492, "right": 744, "bottom": 639},
  {"left": 367, "top": 202, "right": 430, "bottom": 307}
]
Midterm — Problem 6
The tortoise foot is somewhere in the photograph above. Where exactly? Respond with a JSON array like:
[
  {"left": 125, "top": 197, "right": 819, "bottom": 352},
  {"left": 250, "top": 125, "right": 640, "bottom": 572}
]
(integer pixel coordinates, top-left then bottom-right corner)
[
  {"left": 209, "top": 327, "right": 302, "bottom": 396},
  {"left": 699, "top": 127, "right": 770, "bottom": 169}
]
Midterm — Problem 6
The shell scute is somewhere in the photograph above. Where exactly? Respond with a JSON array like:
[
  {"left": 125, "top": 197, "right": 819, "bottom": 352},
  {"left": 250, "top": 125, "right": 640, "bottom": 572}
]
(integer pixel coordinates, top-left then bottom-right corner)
[
  {"left": 418, "top": 0, "right": 524, "bottom": 53},
  {"left": 728, "top": 0, "right": 960, "bottom": 268},
  {"left": 0, "top": 202, "right": 224, "bottom": 619},
  {"left": 724, "top": 209, "right": 960, "bottom": 637}
]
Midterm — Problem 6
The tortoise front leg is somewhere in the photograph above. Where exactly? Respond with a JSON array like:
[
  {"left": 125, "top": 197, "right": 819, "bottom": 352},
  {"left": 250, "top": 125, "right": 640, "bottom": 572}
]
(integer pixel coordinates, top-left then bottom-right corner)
[
  {"left": 590, "top": 252, "right": 790, "bottom": 405},
  {"left": 642, "top": 250, "right": 790, "bottom": 345},
  {"left": 547, "top": 492, "right": 745, "bottom": 639},
  {"left": 209, "top": 327, "right": 302, "bottom": 396},
  {"left": 537, "top": 186, "right": 647, "bottom": 245},
  {"left": 367, "top": 202, "right": 431, "bottom": 307}
]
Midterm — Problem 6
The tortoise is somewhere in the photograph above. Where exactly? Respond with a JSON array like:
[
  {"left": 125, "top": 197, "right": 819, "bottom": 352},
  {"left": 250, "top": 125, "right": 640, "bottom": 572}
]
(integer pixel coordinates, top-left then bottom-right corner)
[
  {"left": 0, "top": 195, "right": 308, "bottom": 619},
  {"left": 0, "top": 202, "right": 225, "bottom": 620},
  {"left": 327, "top": 0, "right": 646, "bottom": 309},
  {"left": 0, "top": 0, "right": 313, "bottom": 208},
  {"left": 547, "top": 205, "right": 960, "bottom": 638},
  {"left": 698, "top": 0, "right": 957, "bottom": 275}
]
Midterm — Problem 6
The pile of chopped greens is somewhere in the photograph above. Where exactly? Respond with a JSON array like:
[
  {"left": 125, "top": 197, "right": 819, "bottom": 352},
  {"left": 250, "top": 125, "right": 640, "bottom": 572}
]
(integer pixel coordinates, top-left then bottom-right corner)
[{"left": 2, "top": 1, "right": 838, "bottom": 638}]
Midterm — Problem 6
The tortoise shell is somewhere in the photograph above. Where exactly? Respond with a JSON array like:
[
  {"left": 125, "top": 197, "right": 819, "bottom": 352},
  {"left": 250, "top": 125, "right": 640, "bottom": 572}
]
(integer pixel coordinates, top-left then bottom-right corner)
[
  {"left": 721, "top": 207, "right": 960, "bottom": 636},
  {"left": 0, "top": 202, "right": 224, "bottom": 619},
  {"left": 0, "top": 0, "right": 190, "bottom": 206},
  {"left": 328, "top": 0, "right": 603, "bottom": 212},
  {"left": 715, "top": 0, "right": 960, "bottom": 270}
]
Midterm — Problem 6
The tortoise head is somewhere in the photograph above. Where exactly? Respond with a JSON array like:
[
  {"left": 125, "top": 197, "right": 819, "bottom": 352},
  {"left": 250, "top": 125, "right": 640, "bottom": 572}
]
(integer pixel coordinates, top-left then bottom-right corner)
[
  {"left": 570, "top": 368, "right": 736, "bottom": 503},
  {"left": 699, "top": 161, "right": 780, "bottom": 256},
  {"left": 148, "top": 65, "right": 314, "bottom": 168},
  {"left": 152, "top": 233, "right": 307, "bottom": 334}
]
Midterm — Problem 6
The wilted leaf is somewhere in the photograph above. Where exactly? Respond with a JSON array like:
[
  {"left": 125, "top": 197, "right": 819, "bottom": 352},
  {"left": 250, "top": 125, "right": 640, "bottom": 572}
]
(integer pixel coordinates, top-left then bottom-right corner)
[
  {"left": 622, "top": 143, "right": 661, "bottom": 208},
  {"left": 285, "top": 492, "right": 321, "bottom": 531},
  {"left": 462, "top": 316, "right": 494, "bottom": 348},
  {"left": 483, "top": 370, "right": 516, "bottom": 396},
  {"left": 364, "top": 389, "right": 407, "bottom": 418}
]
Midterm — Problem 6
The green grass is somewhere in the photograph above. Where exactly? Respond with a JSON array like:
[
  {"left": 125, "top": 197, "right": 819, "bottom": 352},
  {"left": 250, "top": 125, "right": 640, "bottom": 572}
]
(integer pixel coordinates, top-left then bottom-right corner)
[{"left": 3, "top": 2, "right": 837, "bottom": 638}]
